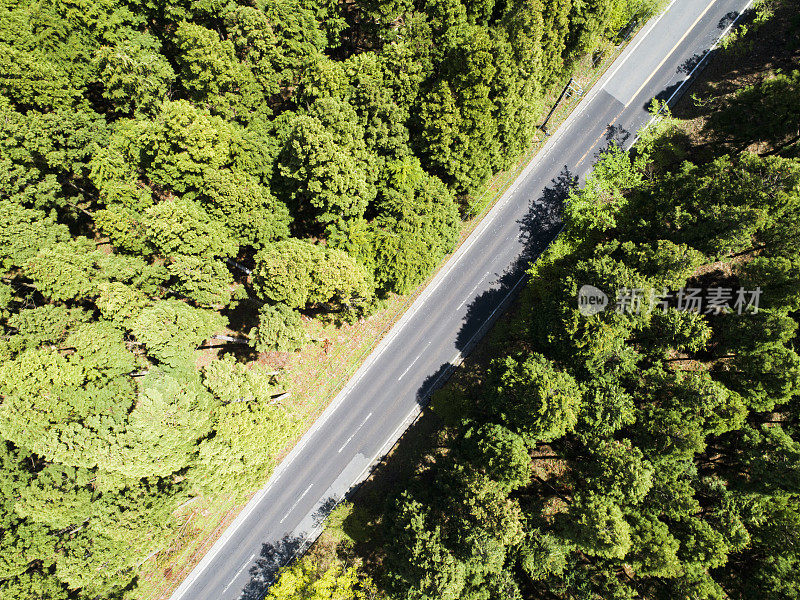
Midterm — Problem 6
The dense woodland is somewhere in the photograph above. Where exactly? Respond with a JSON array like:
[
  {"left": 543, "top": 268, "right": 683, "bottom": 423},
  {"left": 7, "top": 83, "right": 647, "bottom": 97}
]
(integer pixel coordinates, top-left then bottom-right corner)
[
  {"left": 0, "top": 0, "right": 667, "bottom": 597},
  {"left": 376, "top": 139, "right": 800, "bottom": 600},
  {"left": 285, "top": 3, "right": 800, "bottom": 599}
]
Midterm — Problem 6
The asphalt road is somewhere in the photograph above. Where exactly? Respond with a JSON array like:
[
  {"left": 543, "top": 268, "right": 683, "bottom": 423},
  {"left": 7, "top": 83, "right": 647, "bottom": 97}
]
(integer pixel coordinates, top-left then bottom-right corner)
[{"left": 170, "top": 1, "right": 754, "bottom": 598}]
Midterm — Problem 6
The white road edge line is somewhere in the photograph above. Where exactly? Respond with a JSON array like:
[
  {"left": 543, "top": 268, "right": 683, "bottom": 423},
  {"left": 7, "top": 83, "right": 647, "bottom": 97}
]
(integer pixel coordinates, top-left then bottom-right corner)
[
  {"left": 221, "top": 553, "right": 256, "bottom": 594},
  {"left": 166, "top": 3, "right": 713, "bottom": 598},
  {"left": 278, "top": 484, "right": 313, "bottom": 524}
]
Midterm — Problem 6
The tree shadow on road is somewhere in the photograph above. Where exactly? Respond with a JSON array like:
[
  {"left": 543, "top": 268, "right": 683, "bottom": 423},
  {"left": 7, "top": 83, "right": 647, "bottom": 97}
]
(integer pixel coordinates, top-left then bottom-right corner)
[
  {"left": 415, "top": 361, "right": 457, "bottom": 403},
  {"left": 647, "top": 76, "right": 688, "bottom": 109},
  {"left": 236, "top": 164, "right": 577, "bottom": 597},
  {"left": 718, "top": 10, "right": 739, "bottom": 30},
  {"left": 643, "top": 6, "right": 761, "bottom": 116},
  {"left": 605, "top": 123, "right": 632, "bottom": 149},
  {"left": 678, "top": 51, "right": 707, "bottom": 75},
  {"left": 312, "top": 496, "right": 340, "bottom": 528},
  {"left": 339, "top": 167, "right": 578, "bottom": 585},
  {"left": 236, "top": 494, "right": 347, "bottom": 598},
  {"left": 239, "top": 534, "right": 307, "bottom": 600},
  {"left": 411, "top": 167, "right": 576, "bottom": 407}
]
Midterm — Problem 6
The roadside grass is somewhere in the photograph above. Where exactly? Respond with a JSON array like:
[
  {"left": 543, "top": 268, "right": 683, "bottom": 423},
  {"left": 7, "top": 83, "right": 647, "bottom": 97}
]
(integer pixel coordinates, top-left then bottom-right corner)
[{"left": 133, "top": 23, "right": 649, "bottom": 600}]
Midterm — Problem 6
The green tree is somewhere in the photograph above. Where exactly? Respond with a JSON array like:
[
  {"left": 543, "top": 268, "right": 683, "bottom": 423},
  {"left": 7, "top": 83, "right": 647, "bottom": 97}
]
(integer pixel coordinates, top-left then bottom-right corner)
[
  {"left": 194, "top": 357, "right": 298, "bottom": 495},
  {"left": 415, "top": 24, "right": 502, "bottom": 195},
  {"left": 564, "top": 0, "right": 621, "bottom": 64},
  {"left": 129, "top": 299, "right": 225, "bottom": 368},
  {"left": 174, "top": 21, "right": 263, "bottom": 120},
  {"left": 459, "top": 422, "right": 531, "bottom": 492},
  {"left": 95, "top": 32, "right": 175, "bottom": 115},
  {"left": 369, "top": 157, "right": 460, "bottom": 294},
  {"left": 143, "top": 197, "right": 238, "bottom": 259},
  {"left": 250, "top": 303, "right": 310, "bottom": 353},
  {"left": 202, "top": 168, "right": 290, "bottom": 248},
  {"left": 252, "top": 240, "right": 374, "bottom": 318},
  {"left": 626, "top": 513, "right": 682, "bottom": 577},
  {"left": 0, "top": 202, "right": 70, "bottom": 272},
  {"left": 486, "top": 353, "right": 582, "bottom": 446},
  {"left": 0, "top": 571, "right": 69, "bottom": 600},
  {"left": 223, "top": 1, "right": 327, "bottom": 101},
  {"left": 628, "top": 152, "right": 800, "bottom": 259},
  {"left": 99, "top": 369, "right": 214, "bottom": 479},
  {"left": 266, "top": 556, "right": 372, "bottom": 600},
  {"left": 518, "top": 529, "right": 570, "bottom": 581},
  {"left": 6, "top": 305, "right": 90, "bottom": 353},
  {"left": 707, "top": 69, "right": 800, "bottom": 156},
  {"left": 389, "top": 470, "right": 524, "bottom": 600},
  {"left": 276, "top": 113, "right": 374, "bottom": 229},
  {"left": 24, "top": 240, "right": 99, "bottom": 302},
  {"left": 253, "top": 240, "right": 316, "bottom": 307},
  {"left": 167, "top": 255, "right": 233, "bottom": 307},
  {"left": 565, "top": 493, "right": 631, "bottom": 560},
  {"left": 583, "top": 438, "right": 654, "bottom": 505}
]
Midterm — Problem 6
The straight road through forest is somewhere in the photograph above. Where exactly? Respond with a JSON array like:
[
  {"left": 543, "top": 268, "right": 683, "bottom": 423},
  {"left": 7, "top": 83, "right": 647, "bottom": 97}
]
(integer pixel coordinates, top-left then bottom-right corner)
[{"left": 170, "top": 1, "right": 754, "bottom": 598}]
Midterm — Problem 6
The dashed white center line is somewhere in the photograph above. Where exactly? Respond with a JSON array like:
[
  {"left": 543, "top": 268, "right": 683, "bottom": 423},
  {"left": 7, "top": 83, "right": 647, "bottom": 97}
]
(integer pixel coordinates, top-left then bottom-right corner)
[
  {"left": 457, "top": 273, "right": 490, "bottom": 310},
  {"left": 337, "top": 412, "right": 373, "bottom": 453},
  {"left": 397, "top": 342, "right": 431, "bottom": 381},
  {"left": 221, "top": 553, "right": 256, "bottom": 593},
  {"left": 278, "top": 484, "right": 313, "bottom": 524}
]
